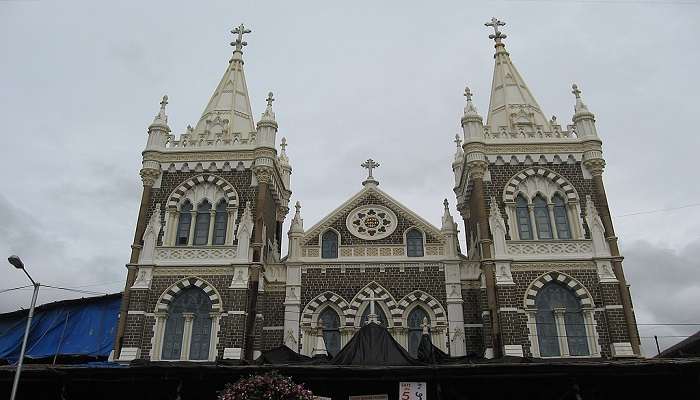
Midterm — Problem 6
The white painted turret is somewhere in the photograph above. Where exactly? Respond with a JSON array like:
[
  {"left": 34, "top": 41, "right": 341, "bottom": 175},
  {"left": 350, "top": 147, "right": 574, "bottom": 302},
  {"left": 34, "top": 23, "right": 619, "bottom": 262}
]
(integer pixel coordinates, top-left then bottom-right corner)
[
  {"left": 145, "top": 95, "right": 170, "bottom": 151},
  {"left": 461, "top": 86, "right": 484, "bottom": 142},
  {"left": 256, "top": 92, "right": 278, "bottom": 149},
  {"left": 278, "top": 137, "right": 292, "bottom": 188},
  {"left": 571, "top": 84, "right": 599, "bottom": 139},
  {"left": 287, "top": 201, "right": 304, "bottom": 261}
]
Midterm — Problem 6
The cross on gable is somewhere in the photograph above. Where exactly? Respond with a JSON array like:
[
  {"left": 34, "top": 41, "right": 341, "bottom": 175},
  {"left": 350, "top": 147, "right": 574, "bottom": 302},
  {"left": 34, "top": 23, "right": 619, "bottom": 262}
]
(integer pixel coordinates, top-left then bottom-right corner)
[
  {"left": 485, "top": 17, "right": 507, "bottom": 42},
  {"left": 231, "top": 23, "right": 252, "bottom": 52},
  {"left": 361, "top": 159, "right": 380, "bottom": 185}
]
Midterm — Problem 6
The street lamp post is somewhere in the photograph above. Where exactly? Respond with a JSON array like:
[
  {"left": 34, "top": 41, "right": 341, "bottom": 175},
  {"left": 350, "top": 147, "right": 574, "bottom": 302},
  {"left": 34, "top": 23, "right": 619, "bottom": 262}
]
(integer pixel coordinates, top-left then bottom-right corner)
[{"left": 7, "top": 255, "right": 40, "bottom": 400}]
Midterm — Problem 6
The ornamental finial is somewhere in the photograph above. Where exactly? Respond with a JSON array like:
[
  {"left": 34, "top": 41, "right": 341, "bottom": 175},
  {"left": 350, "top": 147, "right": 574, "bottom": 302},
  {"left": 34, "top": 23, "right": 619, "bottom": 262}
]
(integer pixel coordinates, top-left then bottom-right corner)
[
  {"left": 361, "top": 158, "right": 380, "bottom": 186},
  {"left": 266, "top": 91, "right": 275, "bottom": 108},
  {"left": 485, "top": 17, "right": 507, "bottom": 43},
  {"left": 454, "top": 134, "right": 462, "bottom": 148},
  {"left": 230, "top": 23, "right": 252, "bottom": 53},
  {"left": 464, "top": 86, "right": 473, "bottom": 102},
  {"left": 295, "top": 200, "right": 301, "bottom": 213},
  {"left": 572, "top": 83, "right": 582, "bottom": 99},
  {"left": 160, "top": 95, "right": 168, "bottom": 110}
]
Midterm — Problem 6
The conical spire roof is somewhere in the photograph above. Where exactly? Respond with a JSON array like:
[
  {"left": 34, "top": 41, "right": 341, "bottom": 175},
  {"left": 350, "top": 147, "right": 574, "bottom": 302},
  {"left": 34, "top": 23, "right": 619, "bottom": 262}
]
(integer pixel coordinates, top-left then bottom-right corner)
[
  {"left": 191, "top": 24, "right": 257, "bottom": 141},
  {"left": 484, "top": 18, "right": 552, "bottom": 137}
]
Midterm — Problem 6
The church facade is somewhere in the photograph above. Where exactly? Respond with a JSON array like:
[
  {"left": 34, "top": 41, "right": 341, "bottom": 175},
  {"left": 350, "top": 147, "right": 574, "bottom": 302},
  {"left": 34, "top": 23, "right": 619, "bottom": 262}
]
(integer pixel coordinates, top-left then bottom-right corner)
[{"left": 112, "top": 20, "right": 640, "bottom": 363}]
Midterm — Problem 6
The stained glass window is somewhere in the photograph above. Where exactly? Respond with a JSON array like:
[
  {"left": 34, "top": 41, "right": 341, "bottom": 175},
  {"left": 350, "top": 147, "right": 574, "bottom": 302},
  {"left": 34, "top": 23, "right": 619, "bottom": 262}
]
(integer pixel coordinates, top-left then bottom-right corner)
[
  {"left": 515, "top": 195, "right": 533, "bottom": 240},
  {"left": 553, "top": 195, "right": 571, "bottom": 239},
  {"left": 535, "top": 282, "right": 590, "bottom": 357},
  {"left": 408, "top": 307, "right": 429, "bottom": 357},
  {"left": 321, "top": 230, "right": 338, "bottom": 259},
  {"left": 161, "top": 286, "right": 213, "bottom": 360},
  {"left": 193, "top": 200, "right": 212, "bottom": 245},
  {"left": 533, "top": 195, "right": 553, "bottom": 239},
  {"left": 213, "top": 200, "right": 228, "bottom": 245},
  {"left": 176, "top": 201, "right": 193, "bottom": 246},
  {"left": 406, "top": 229, "right": 424, "bottom": 257},
  {"left": 319, "top": 307, "right": 341, "bottom": 356}
]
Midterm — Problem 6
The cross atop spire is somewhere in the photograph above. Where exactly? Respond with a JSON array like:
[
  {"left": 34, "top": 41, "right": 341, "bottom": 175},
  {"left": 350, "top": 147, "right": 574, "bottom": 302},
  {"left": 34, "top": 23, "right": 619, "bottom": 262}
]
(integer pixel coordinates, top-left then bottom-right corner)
[
  {"left": 464, "top": 86, "right": 473, "bottom": 102},
  {"left": 361, "top": 158, "right": 380, "bottom": 186},
  {"left": 280, "top": 136, "right": 287, "bottom": 152},
  {"left": 266, "top": 91, "right": 275, "bottom": 107},
  {"left": 160, "top": 95, "right": 168, "bottom": 110},
  {"left": 572, "top": 83, "right": 582, "bottom": 99},
  {"left": 454, "top": 134, "right": 462, "bottom": 148},
  {"left": 151, "top": 94, "right": 169, "bottom": 126},
  {"left": 230, "top": 23, "right": 252, "bottom": 53},
  {"left": 485, "top": 17, "right": 507, "bottom": 43}
]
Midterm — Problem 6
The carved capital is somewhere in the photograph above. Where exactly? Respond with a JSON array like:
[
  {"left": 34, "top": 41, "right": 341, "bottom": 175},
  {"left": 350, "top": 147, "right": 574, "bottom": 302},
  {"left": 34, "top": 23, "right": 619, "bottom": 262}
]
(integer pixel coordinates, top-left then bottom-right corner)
[
  {"left": 583, "top": 158, "right": 606, "bottom": 176},
  {"left": 253, "top": 166, "right": 274, "bottom": 184},
  {"left": 140, "top": 168, "right": 160, "bottom": 186},
  {"left": 467, "top": 160, "right": 488, "bottom": 179}
]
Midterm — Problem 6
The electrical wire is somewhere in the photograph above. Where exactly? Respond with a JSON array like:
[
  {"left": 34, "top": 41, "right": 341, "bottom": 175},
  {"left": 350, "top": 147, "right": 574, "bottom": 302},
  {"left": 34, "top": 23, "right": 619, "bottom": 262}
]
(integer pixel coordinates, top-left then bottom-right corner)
[{"left": 0, "top": 285, "right": 33, "bottom": 294}]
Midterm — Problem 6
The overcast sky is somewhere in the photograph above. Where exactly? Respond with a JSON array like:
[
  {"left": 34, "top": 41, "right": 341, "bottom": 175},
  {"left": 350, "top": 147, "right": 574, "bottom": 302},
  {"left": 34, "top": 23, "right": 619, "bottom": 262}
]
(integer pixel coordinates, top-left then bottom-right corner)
[{"left": 1, "top": 0, "right": 699, "bottom": 356}]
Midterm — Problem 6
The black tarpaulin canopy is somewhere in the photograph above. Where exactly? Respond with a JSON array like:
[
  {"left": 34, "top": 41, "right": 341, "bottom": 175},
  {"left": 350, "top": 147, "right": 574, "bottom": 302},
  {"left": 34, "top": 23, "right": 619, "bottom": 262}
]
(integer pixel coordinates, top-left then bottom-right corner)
[{"left": 331, "top": 322, "right": 423, "bottom": 366}]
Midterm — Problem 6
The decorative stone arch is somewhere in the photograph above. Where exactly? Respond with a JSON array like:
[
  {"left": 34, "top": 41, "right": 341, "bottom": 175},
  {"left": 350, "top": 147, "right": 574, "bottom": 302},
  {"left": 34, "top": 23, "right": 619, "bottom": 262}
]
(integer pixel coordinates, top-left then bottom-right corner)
[
  {"left": 396, "top": 290, "right": 447, "bottom": 327},
  {"left": 523, "top": 271, "right": 594, "bottom": 309},
  {"left": 155, "top": 277, "right": 223, "bottom": 312},
  {"left": 301, "top": 291, "right": 351, "bottom": 328},
  {"left": 318, "top": 227, "right": 343, "bottom": 246},
  {"left": 166, "top": 174, "right": 239, "bottom": 209},
  {"left": 348, "top": 282, "right": 399, "bottom": 327},
  {"left": 503, "top": 168, "right": 578, "bottom": 203}
]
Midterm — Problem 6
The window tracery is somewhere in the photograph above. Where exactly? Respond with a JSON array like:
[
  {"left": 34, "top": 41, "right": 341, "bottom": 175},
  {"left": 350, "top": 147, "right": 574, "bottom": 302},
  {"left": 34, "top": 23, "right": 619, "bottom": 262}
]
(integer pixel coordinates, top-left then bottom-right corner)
[
  {"left": 345, "top": 205, "right": 398, "bottom": 240},
  {"left": 161, "top": 286, "right": 213, "bottom": 360}
]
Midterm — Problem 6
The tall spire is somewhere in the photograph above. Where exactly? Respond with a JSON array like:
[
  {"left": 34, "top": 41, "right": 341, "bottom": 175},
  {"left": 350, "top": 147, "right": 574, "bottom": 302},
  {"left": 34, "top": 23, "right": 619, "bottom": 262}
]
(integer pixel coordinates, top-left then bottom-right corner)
[
  {"left": 484, "top": 18, "right": 552, "bottom": 137},
  {"left": 191, "top": 24, "right": 256, "bottom": 142}
]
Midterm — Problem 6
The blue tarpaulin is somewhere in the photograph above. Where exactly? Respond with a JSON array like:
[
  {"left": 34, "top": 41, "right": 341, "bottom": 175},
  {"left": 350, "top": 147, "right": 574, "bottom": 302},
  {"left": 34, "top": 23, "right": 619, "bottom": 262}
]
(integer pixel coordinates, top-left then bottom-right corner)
[{"left": 0, "top": 293, "right": 121, "bottom": 363}]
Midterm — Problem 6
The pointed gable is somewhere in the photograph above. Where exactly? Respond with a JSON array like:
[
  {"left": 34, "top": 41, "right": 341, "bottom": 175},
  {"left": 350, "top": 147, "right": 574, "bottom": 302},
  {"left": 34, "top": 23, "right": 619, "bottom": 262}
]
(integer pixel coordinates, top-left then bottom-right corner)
[{"left": 301, "top": 185, "right": 443, "bottom": 248}]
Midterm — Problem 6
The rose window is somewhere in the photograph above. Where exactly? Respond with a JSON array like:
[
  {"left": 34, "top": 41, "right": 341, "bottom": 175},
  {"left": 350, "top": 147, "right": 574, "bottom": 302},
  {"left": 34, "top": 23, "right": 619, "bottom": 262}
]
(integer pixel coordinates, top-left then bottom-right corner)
[{"left": 345, "top": 205, "right": 397, "bottom": 240}]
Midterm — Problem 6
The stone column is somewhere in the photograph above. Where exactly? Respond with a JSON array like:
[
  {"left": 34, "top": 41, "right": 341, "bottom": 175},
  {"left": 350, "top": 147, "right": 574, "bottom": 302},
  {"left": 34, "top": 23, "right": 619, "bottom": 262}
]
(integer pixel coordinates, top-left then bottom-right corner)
[
  {"left": 585, "top": 158, "right": 640, "bottom": 356},
  {"left": 181, "top": 313, "right": 195, "bottom": 360},
  {"left": 114, "top": 166, "right": 160, "bottom": 359},
  {"left": 469, "top": 160, "right": 502, "bottom": 358},
  {"left": 207, "top": 209, "right": 216, "bottom": 245}
]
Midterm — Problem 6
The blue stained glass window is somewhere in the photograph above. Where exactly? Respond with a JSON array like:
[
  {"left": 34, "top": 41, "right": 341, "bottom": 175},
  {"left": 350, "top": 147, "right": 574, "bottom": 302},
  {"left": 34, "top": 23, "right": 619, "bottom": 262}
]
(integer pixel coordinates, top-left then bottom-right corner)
[
  {"left": 535, "top": 282, "right": 590, "bottom": 357},
  {"left": 176, "top": 201, "right": 193, "bottom": 246},
  {"left": 319, "top": 307, "right": 341, "bottom": 356},
  {"left": 321, "top": 230, "right": 338, "bottom": 259},
  {"left": 213, "top": 200, "right": 228, "bottom": 245},
  {"left": 515, "top": 195, "right": 533, "bottom": 240},
  {"left": 406, "top": 229, "right": 424, "bottom": 257},
  {"left": 161, "top": 286, "right": 213, "bottom": 360},
  {"left": 407, "top": 307, "right": 429, "bottom": 357},
  {"left": 533, "top": 195, "right": 553, "bottom": 239},
  {"left": 193, "top": 200, "right": 212, "bottom": 245},
  {"left": 553, "top": 195, "right": 571, "bottom": 239}
]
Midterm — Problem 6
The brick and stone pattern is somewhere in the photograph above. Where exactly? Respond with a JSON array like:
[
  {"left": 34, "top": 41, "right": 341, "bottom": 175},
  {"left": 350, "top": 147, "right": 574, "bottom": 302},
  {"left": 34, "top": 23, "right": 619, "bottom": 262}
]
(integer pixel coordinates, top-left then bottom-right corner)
[
  {"left": 300, "top": 264, "right": 447, "bottom": 323},
  {"left": 303, "top": 193, "right": 442, "bottom": 247}
]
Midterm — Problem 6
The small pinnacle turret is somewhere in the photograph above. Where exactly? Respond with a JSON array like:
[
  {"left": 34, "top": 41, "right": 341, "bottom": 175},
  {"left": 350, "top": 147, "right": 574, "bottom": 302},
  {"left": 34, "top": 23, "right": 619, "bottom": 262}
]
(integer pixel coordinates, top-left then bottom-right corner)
[
  {"left": 571, "top": 83, "right": 599, "bottom": 138},
  {"left": 256, "top": 91, "right": 279, "bottom": 148},
  {"left": 145, "top": 95, "right": 171, "bottom": 151},
  {"left": 461, "top": 86, "right": 485, "bottom": 141}
]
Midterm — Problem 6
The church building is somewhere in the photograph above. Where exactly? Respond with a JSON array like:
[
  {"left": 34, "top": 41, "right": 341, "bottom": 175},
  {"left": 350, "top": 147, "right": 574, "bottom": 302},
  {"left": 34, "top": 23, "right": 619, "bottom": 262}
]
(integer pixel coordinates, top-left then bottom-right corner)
[{"left": 112, "top": 19, "right": 641, "bottom": 364}]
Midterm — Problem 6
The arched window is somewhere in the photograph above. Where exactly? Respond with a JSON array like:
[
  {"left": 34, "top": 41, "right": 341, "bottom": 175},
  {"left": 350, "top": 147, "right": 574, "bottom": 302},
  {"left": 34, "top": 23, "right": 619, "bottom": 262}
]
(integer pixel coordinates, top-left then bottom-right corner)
[
  {"left": 321, "top": 230, "right": 338, "bottom": 259},
  {"left": 406, "top": 229, "right": 424, "bottom": 257},
  {"left": 533, "top": 195, "right": 553, "bottom": 239},
  {"left": 515, "top": 195, "right": 533, "bottom": 240},
  {"left": 161, "top": 287, "right": 213, "bottom": 360},
  {"left": 176, "top": 200, "right": 193, "bottom": 246},
  {"left": 553, "top": 194, "right": 571, "bottom": 239},
  {"left": 361, "top": 303, "right": 388, "bottom": 327},
  {"left": 407, "top": 307, "right": 430, "bottom": 357},
  {"left": 193, "top": 200, "right": 212, "bottom": 245},
  {"left": 319, "top": 307, "right": 341, "bottom": 356},
  {"left": 535, "top": 282, "right": 590, "bottom": 357},
  {"left": 212, "top": 200, "right": 228, "bottom": 245}
]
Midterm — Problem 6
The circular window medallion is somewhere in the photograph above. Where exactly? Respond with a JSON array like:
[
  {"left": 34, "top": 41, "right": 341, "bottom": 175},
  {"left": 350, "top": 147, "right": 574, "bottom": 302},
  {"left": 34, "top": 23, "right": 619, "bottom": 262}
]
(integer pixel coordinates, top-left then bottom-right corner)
[{"left": 345, "top": 205, "right": 397, "bottom": 240}]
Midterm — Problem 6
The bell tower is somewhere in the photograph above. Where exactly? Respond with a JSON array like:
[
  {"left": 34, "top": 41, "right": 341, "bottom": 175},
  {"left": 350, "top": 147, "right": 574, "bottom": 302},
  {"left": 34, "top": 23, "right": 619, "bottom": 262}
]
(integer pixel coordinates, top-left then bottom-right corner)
[
  {"left": 113, "top": 25, "right": 292, "bottom": 362},
  {"left": 453, "top": 18, "right": 640, "bottom": 359}
]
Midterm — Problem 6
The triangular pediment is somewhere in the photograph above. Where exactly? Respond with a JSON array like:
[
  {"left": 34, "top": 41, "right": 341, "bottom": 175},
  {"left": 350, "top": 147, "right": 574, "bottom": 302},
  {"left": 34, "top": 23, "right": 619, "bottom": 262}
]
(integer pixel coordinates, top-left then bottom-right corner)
[{"left": 301, "top": 185, "right": 444, "bottom": 247}]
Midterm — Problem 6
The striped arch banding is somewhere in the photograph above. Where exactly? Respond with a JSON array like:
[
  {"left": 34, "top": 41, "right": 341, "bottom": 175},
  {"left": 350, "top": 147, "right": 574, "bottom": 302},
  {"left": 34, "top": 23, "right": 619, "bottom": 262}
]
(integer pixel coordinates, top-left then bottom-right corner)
[
  {"left": 503, "top": 168, "right": 577, "bottom": 202},
  {"left": 166, "top": 174, "right": 239, "bottom": 208},
  {"left": 347, "top": 282, "right": 400, "bottom": 327},
  {"left": 524, "top": 272, "right": 593, "bottom": 308},
  {"left": 396, "top": 290, "right": 447, "bottom": 327},
  {"left": 301, "top": 291, "right": 350, "bottom": 327},
  {"left": 156, "top": 277, "right": 222, "bottom": 311}
]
